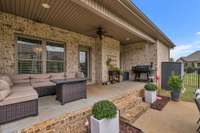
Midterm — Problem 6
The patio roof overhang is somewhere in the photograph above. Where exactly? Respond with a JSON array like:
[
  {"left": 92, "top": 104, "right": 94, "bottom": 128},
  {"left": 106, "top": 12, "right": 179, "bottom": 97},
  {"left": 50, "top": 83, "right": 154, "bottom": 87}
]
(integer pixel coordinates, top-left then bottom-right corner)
[{"left": 0, "top": 0, "right": 175, "bottom": 47}]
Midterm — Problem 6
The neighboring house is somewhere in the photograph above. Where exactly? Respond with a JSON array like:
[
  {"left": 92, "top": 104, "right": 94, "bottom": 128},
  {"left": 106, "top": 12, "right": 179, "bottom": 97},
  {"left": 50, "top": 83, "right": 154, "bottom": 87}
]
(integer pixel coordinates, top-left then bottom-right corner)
[
  {"left": 0, "top": 0, "right": 175, "bottom": 83},
  {"left": 177, "top": 51, "right": 200, "bottom": 68}
]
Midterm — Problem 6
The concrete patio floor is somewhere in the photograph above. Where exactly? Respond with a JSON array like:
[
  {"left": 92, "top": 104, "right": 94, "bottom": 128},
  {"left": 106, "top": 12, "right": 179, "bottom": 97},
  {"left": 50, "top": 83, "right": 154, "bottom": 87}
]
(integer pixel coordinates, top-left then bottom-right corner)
[
  {"left": 0, "top": 81, "right": 144, "bottom": 133},
  {"left": 134, "top": 101, "right": 199, "bottom": 133}
]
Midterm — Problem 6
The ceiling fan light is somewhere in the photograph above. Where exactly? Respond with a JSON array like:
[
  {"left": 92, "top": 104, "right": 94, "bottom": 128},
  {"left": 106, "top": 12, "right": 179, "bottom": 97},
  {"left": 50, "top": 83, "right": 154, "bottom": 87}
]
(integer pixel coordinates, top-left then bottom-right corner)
[{"left": 42, "top": 3, "right": 50, "bottom": 9}]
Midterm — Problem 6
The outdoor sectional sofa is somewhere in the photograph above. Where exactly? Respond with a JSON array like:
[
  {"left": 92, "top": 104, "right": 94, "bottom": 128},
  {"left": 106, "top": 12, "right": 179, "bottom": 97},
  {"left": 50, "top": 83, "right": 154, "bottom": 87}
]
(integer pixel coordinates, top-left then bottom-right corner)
[
  {"left": 0, "top": 75, "right": 38, "bottom": 124},
  {"left": 0, "top": 73, "right": 86, "bottom": 124}
]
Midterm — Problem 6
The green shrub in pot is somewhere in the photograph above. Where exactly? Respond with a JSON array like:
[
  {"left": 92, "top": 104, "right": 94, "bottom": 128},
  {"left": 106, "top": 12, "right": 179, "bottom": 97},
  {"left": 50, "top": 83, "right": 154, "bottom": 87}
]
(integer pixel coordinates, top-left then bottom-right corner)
[
  {"left": 92, "top": 100, "right": 117, "bottom": 120},
  {"left": 91, "top": 100, "right": 119, "bottom": 133},
  {"left": 144, "top": 83, "right": 157, "bottom": 91},
  {"left": 168, "top": 73, "right": 183, "bottom": 101},
  {"left": 144, "top": 83, "right": 157, "bottom": 103}
]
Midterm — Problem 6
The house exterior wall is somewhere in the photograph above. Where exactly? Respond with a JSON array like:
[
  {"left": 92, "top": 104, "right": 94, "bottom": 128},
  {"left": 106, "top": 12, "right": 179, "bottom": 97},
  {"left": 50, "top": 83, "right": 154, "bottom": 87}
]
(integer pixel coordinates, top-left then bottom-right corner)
[
  {"left": 0, "top": 12, "right": 170, "bottom": 83},
  {"left": 0, "top": 12, "right": 120, "bottom": 83},
  {"left": 156, "top": 41, "right": 170, "bottom": 80},
  {"left": 121, "top": 41, "right": 170, "bottom": 81},
  {"left": 121, "top": 42, "right": 157, "bottom": 80}
]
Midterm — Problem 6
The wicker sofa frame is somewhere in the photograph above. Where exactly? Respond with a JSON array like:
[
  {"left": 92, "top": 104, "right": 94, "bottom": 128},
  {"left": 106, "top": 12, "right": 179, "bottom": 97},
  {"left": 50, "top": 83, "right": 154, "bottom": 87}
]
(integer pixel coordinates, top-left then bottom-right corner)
[{"left": 0, "top": 99, "right": 38, "bottom": 124}]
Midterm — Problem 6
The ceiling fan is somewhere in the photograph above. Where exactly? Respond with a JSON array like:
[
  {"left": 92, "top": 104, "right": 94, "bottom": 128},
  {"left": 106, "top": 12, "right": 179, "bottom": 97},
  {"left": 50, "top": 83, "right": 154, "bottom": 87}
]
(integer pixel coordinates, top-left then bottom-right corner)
[
  {"left": 96, "top": 26, "right": 113, "bottom": 40},
  {"left": 88, "top": 26, "right": 113, "bottom": 40}
]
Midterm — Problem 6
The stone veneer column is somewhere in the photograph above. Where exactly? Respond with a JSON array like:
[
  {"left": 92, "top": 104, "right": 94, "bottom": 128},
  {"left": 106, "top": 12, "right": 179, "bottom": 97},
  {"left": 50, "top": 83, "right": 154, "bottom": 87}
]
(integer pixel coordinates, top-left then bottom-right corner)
[
  {"left": 101, "top": 36, "right": 120, "bottom": 82},
  {"left": 0, "top": 26, "right": 15, "bottom": 74},
  {"left": 95, "top": 38, "right": 102, "bottom": 83},
  {"left": 94, "top": 36, "right": 120, "bottom": 83},
  {"left": 65, "top": 40, "right": 79, "bottom": 78}
]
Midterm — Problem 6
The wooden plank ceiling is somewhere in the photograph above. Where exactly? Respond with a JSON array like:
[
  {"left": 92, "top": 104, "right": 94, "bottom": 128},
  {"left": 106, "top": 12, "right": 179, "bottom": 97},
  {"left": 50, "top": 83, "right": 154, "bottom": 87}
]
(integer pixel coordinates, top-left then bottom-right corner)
[{"left": 0, "top": 0, "right": 145, "bottom": 44}]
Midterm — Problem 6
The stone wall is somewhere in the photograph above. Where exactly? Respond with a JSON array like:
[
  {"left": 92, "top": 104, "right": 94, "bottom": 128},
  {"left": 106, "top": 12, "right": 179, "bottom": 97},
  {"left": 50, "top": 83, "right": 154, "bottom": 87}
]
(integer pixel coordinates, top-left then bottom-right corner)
[
  {"left": 0, "top": 12, "right": 120, "bottom": 83},
  {"left": 0, "top": 12, "right": 96, "bottom": 81},
  {"left": 101, "top": 37, "right": 120, "bottom": 82},
  {"left": 0, "top": 11, "right": 170, "bottom": 83},
  {"left": 121, "top": 42, "right": 157, "bottom": 80}
]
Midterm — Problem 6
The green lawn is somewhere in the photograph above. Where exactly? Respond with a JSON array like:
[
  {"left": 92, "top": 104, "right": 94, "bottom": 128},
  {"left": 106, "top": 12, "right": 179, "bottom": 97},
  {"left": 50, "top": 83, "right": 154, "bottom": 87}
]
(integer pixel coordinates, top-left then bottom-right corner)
[
  {"left": 183, "top": 73, "right": 199, "bottom": 88},
  {"left": 159, "top": 87, "right": 195, "bottom": 102},
  {"left": 181, "top": 86, "right": 195, "bottom": 102},
  {"left": 182, "top": 73, "right": 199, "bottom": 102}
]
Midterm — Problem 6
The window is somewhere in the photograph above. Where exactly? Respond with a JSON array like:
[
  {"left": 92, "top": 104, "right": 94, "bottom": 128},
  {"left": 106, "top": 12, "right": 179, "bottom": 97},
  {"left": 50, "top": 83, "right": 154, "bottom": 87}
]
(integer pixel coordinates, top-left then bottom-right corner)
[
  {"left": 17, "top": 37, "right": 43, "bottom": 74},
  {"left": 46, "top": 42, "right": 65, "bottom": 73},
  {"left": 79, "top": 47, "right": 90, "bottom": 78},
  {"left": 16, "top": 36, "right": 65, "bottom": 74},
  {"left": 198, "top": 63, "right": 200, "bottom": 67}
]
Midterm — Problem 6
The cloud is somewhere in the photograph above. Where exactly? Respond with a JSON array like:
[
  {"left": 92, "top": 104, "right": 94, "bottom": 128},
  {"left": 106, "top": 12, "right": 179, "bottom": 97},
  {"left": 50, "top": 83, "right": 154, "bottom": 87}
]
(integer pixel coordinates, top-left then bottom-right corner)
[
  {"left": 171, "top": 33, "right": 200, "bottom": 60},
  {"left": 170, "top": 41, "right": 200, "bottom": 60},
  {"left": 194, "top": 40, "right": 200, "bottom": 45},
  {"left": 171, "top": 45, "right": 194, "bottom": 60},
  {"left": 196, "top": 32, "right": 200, "bottom": 36},
  {"left": 169, "top": 31, "right": 200, "bottom": 61}
]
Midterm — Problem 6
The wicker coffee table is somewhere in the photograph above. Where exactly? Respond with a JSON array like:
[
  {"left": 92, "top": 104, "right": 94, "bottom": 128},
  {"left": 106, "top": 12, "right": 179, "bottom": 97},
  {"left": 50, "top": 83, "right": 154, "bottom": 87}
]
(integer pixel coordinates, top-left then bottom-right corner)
[{"left": 51, "top": 78, "right": 87, "bottom": 105}]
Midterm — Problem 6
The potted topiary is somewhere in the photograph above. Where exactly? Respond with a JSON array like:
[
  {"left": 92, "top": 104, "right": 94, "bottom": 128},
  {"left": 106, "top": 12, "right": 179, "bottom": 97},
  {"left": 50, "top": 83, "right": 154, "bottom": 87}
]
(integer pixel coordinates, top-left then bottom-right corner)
[
  {"left": 90, "top": 100, "right": 119, "bottom": 133},
  {"left": 168, "top": 73, "right": 183, "bottom": 101},
  {"left": 144, "top": 83, "right": 157, "bottom": 103}
]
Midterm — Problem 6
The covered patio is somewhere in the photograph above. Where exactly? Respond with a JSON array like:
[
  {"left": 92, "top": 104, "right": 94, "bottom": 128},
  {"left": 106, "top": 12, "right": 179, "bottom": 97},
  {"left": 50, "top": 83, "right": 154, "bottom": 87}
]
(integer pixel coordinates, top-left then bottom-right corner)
[
  {"left": 0, "top": 81, "right": 144, "bottom": 133},
  {"left": 0, "top": 0, "right": 176, "bottom": 133}
]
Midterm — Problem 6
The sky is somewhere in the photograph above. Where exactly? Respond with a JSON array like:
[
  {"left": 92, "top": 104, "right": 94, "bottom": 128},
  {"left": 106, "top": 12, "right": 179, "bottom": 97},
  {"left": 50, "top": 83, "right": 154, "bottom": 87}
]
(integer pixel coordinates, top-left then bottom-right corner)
[{"left": 132, "top": 0, "right": 200, "bottom": 60}]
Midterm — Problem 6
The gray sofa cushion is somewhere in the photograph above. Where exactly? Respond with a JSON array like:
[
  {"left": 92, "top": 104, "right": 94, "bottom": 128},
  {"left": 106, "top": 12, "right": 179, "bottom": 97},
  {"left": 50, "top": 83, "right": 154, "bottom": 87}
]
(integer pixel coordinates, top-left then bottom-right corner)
[
  {"left": 31, "top": 74, "right": 50, "bottom": 83},
  {"left": 12, "top": 83, "right": 33, "bottom": 91},
  {"left": 75, "top": 72, "right": 85, "bottom": 78},
  {"left": 0, "top": 75, "right": 13, "bottom": 87},
  {"left": 11, "top": 74, "right": 30, "bottom": 84},
  {"left": 31, "top": 81, "right": 56, "bottom": 88},
  {"left": 0, "top": 89, "right": 11, "bottom": 101},
  {"left": 0, "top": 89, "right": 38, "bottom": 106},
  {"left": 0, "top": 80, "right": 11, "bottom": 101},
  {"left": 50, "top": 73, "right": 65, "bottom": 80},
  {"left": 0, "top": 80, "right": 10, "bottom": 91}
]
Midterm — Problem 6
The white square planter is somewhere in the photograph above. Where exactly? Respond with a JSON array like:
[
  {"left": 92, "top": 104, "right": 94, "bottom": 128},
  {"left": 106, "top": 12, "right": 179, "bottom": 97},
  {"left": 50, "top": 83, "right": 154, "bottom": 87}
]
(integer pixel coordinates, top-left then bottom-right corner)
[
  {"left": 90, "top": 111, "right": 119, "bottom": 133},
  {"left": 145, "top": 90, "right": 157, "bottom": 103}
]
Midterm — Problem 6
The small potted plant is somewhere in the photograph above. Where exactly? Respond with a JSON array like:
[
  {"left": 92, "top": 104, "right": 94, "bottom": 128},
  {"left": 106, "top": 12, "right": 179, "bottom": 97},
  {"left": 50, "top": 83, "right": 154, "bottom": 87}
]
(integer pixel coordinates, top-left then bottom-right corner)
[
  {"left": 112, "top": 67, "right": 123, "bottom": 81},
  {"left": 168, "top": 73, "right": 182, "bottom": 101},
  {"left": 144, "top": 83, "right": 157, "bottom": 103},
  {"left": 90, "top": 100, "right": 119, "bottom": 133}
]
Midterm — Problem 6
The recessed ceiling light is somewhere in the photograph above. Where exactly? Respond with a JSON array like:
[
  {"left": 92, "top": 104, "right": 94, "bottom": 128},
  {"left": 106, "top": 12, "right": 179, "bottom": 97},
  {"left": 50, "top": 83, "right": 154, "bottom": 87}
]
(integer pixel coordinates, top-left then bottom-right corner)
[
  {"left": 126, "top": 37, "right": 130, "bottom": 41},
  {"left": 42, "top": 3, "right": 50, "bottom": 9}
]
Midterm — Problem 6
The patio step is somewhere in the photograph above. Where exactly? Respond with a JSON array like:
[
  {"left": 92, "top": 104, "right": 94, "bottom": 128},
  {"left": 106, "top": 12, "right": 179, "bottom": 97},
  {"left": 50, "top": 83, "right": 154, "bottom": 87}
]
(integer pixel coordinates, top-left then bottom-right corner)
[
  {"left": 120, "top": 102, "right": 149, "bottom": 124},
  {"left": 114, "top": 95, "right": 144, "bottom": 114}
]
